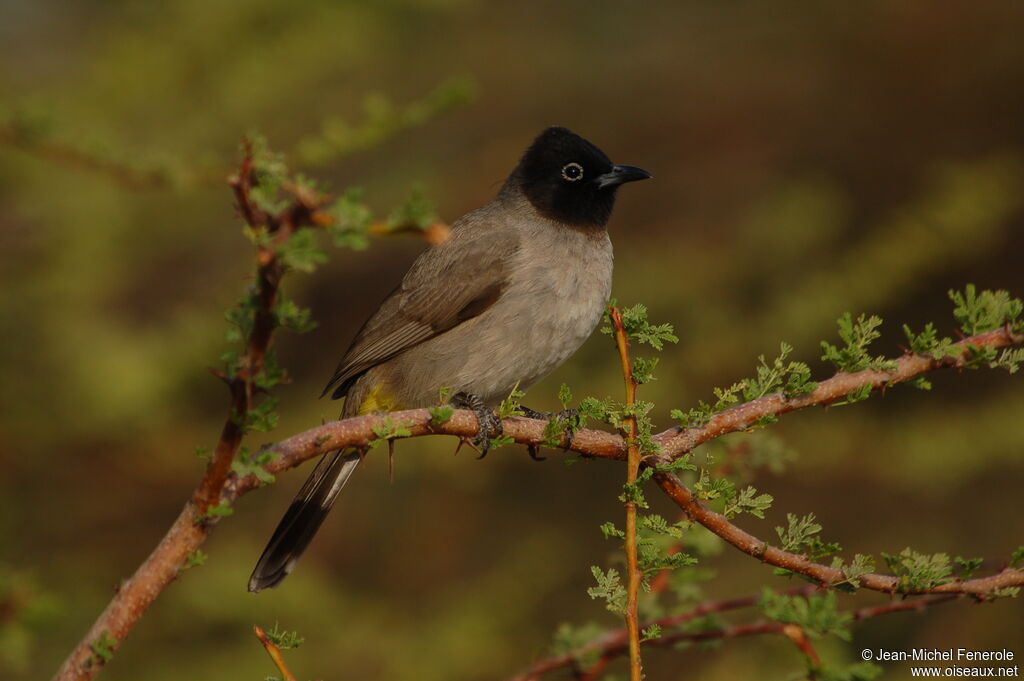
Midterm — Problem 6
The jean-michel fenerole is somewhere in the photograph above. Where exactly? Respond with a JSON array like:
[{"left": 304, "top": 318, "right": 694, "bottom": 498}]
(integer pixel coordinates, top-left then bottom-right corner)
[{"left": 873, "top": 649, "right": 1015, "bottom": 662}]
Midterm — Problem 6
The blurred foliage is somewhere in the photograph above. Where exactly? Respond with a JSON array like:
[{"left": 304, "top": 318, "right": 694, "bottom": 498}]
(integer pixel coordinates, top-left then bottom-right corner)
[{"left": 3, "top": 1, "right": 1024, "bottom": 680}]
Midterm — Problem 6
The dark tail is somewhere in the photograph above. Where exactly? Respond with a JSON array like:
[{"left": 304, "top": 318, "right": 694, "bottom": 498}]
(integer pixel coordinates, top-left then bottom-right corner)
[{"left": 248, "top": 449, "right": 362, "bottom": 592}]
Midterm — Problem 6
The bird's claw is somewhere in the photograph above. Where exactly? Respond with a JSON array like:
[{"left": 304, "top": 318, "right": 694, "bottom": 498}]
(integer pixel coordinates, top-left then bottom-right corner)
[
  {"left": 521, "top": 406, "right": 580, "bottom": 454},
  {"left": 452, "top": 392, "right": 502, "bottom": 459}
]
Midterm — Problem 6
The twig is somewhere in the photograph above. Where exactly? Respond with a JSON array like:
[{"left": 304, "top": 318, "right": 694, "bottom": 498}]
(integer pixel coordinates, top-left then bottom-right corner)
[
  {"left": 221, "top": 325, "right": 1024, "bottom": 487},
  {"left": 253, "top": 626, "right": 298, "bottom": 681},
  {"left": 51, "top": 142, "right": 327, "bottom": 681},
  {"left": 368, "top": 219, "right": 451, "bottom": 245},
  {"left": 508, "top": 590, "right": 959, "bottom": 680},
  {"left": 49, "top": 208, "right": 1024, "bottom": 681},
  {"left": 607, "top": 306, "right": 643, "bottom": 681},
  {"left": 0, "top": 123, "right": 221, "bottom": 190},
  {"left": 652, "top": 325, "right": 1024, "bottom": 458},
  {"left": 506, "top": 587, "right": 815, "bottom": 681},
  {"left": 652, "top": 470, "right": 1022, "bottom": 595},
  {"left": 782, "top": 624, "right": 821, "bottom": 678}
]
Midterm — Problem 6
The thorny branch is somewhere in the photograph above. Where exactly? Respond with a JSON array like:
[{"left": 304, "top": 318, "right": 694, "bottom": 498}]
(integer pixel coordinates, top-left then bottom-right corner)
[
  {"left": 224, "top": 324, "right": 1024, "bottom": 599},
  {"left": 507, "top": 589, "right": 959, "bottom": 680},
  {"left": 52, "top": 142, "right": 330, "bottom": 681},
  {"left": 49, "top": 146, "right": 1024, "bottom": 680}
]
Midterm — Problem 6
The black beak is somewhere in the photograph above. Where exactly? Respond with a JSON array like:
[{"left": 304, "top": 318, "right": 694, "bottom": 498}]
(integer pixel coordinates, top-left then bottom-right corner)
[{"left": 595, "top": 164, "right": 653, "bottom": 189}]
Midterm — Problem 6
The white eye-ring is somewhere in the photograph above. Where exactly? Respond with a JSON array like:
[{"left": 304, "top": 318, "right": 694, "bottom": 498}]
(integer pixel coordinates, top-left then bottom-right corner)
[{"left": 561, "top": 162, "right": 584, "bottom": 182}]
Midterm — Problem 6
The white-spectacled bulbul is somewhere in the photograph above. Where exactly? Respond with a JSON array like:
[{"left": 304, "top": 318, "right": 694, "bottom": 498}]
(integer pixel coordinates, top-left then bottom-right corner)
[{"left": 248, "top": 126, "right": 651, "bottom": 592}]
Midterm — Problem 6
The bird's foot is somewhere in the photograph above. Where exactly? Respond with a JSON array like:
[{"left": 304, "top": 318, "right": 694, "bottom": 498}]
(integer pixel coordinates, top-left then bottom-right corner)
[
  {"left": 452, "top": 392, "right": 502, "bottom": 459},
  {"left": 521, "top": 406, "right": 581, "bottom": 454}
]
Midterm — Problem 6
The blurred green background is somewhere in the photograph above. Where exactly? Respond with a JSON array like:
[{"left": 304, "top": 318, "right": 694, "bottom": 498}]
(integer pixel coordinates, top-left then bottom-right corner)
[{"left": 2, "top": 1, "right": 1023, "bottom": 679}]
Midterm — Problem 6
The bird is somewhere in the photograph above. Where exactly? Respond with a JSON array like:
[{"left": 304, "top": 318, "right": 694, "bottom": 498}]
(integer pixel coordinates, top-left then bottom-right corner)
[{"left": 248, "top": 126, "right": 651, "bottom": 592}]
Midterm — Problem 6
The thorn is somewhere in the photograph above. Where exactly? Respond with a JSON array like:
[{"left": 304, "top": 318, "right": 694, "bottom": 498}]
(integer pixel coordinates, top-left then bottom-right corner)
[
  {"left": 207, "top": 366, "right": 230, "bottom": 384},
  {"left": 461, "top": 437, "right": 483, "bottom": 456},
  {"left": 388, "top": 440, "right": 395, "bottom": 483},
  {"left": 527, "top": 444, "right": 547, "bottom": 461}
]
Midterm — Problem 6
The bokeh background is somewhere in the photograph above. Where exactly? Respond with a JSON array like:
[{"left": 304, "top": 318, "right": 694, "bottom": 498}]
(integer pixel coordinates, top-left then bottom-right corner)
[{"left": 2, "top": 1, "right": 1023, "bottom": 679}]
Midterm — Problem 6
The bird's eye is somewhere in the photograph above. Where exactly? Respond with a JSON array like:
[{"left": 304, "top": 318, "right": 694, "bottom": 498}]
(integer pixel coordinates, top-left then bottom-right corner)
[{"left": 561, "top": 162, "right": 584, "bottom": 182}]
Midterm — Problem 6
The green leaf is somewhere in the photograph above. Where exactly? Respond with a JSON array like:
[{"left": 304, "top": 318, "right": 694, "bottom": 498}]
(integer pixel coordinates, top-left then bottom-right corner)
[
  {"left": 326, "top": 187, "right": 372, "bottom": 250},
  {"left": 578, "top": 396, "right": 616, "bottom": 424},
  {"left": 671, "top": 381, "right": 745, "bottom": 428},
  {"left": 837, "top": 553, "right": 876, "bottom": 589},
  {"left": 881, "top": 548, "right": 952, "bottom": 591},
  {"left": 587, "top": 567, "right": 627, "bottom": 614},
  {"left": 627, "top": 304, "right": 678, "bottom": 349},
  {"left": 273, "top": 299, "right": 317, "bottom": 334},
  {"left": 954, "top": 556, "right": 984, "bottom": 580},
  {"left": 89, "top": 630, "right": 118, "bottom": 664},
  {"left": 992, "top": 347, "right": 1024, "bottom": 374},
  {"left": 723, "top": 486, "right": 774, "bottom": 519},
  {"left": 195, "top": 500, "right": 234, "bottom": 524},
  {"left": 759, "top": 589, "right": 852, "bottom": 640},
  {"left": 619, "top": 475, "right": 651, "bottom": 509},
  {"left": 632, "top": 356, "right": 659, "bottom": 384},
  {"left": 236, "top": 398, "right": 280, "bottom": 433},
  {"left": 497, "top": 383, "right": 525, "bottom": 418},
  {"left": 640, "top": 624, "right": 662, "bottom": 642},
  {"left": 820, "top": 312, "right": 894, "bottom": 373},
  {"left": 252, "top": 351, "right": 287, "bottom": 391},
  {"left": 541, "top": 411, "right": 579, "bottom": 448},
  {"left": 950, "top": 284, "right": 1023, "bottom": 335},
  {"left": 247, "top": 134, "right": 288, "bottom": 214},
  {"left": 387, "top": 186, "right": 438, "bottom": 231},
  {"left": 550, "top": 622, "right": 607, "bottom": 669},
  {"left": 693, "top": 469, "right": 736, "bottom": 504},
  {"left": 902, "top": 322, "right": 957, "bottom": 358},
  {"left": 231, "top": 446, "right": 277, "bottom": 485},
  {"left": 277, "top": 227, "right": 327, "bottom": 273},
  {"left": 776, "top": 513, "right": 840, "bottom": 559},
  {"left": 599, "top": 521, "right": 625, "bottom": 540},
  {"left": 989, "top": 586, "right": 1020, "bottom": 600},
  {"left": 655, "top": 454, "right": 697, "bottom": 474},
  {"left": 487, "top": 434, "right": 515, "bottom": 449},
  {"left": 836, "top": 383, "right": 873, "bottom": 406},
  {"left": 370, "top": 417, "right": 412, "bottom": 444},
  {"left": 182, "top": 549, "right": 208, "bottom": 570},
  {"left": 428, "top": 405, "right": 454, "bottom": 427},
  {"left": 605, "top": 303, "right": 678, "bottom": 349},
  {"left": 264, "top": 622, "right": 304, "bottom": 650},
  {"left": 558, "top": 383, "right": 573, "bottom": 410}
]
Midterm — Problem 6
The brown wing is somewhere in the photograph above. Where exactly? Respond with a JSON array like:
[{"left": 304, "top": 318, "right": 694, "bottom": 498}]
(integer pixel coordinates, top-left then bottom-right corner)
[{"left": 321, "top": 223, "right": 518, "bottom": 399}]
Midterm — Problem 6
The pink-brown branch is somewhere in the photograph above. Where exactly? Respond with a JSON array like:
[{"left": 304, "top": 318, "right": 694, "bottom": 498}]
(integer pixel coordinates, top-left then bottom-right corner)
[
  {"left": 49, "top": 147, "right": 1024, "bottom": 681},
  {"left": 508, "top": 589, "right": 960, "bottom": 680},
  {"left": 53, "top": 142, "right": 323, "bottom": 681}
]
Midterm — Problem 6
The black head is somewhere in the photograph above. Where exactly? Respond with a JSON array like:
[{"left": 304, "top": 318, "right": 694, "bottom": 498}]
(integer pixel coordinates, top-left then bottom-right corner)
[{"left": 507, "top": 127, "right": 651, "bottom": 229}]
